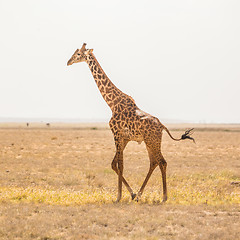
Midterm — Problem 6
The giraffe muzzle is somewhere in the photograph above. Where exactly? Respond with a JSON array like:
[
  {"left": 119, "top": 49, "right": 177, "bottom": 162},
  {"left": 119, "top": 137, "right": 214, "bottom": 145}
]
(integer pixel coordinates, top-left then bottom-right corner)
[{"left": 67, "top": 59, "right": 73, "bottom": 66}]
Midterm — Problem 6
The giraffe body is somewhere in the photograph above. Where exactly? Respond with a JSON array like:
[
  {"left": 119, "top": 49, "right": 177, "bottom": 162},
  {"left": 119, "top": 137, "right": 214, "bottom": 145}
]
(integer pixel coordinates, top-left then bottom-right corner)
[{"left": 67, "top": 43, "right": 194, "bottom": 202}]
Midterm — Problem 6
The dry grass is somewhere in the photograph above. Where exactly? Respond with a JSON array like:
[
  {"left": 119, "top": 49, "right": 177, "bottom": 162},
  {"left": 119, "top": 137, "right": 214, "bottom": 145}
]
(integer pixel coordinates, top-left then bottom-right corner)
[
  {"left": 0, "top": 124, "right": 240, "bottom": 239},
  {"left": 0, "top": 171, "right": 239, "bottom": 206}
]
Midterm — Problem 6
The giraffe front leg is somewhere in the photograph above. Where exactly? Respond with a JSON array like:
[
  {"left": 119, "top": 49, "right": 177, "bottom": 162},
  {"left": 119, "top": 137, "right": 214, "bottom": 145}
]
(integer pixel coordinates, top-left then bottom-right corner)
[
  {"left": 116, "top": 159, "right": 123, "bottom": 202},
  {"left": 111, "top": 159, "right": 135, "bottom": 200},
  {"left": 111, "top": 136, "right": 136, "bottom": 202}
]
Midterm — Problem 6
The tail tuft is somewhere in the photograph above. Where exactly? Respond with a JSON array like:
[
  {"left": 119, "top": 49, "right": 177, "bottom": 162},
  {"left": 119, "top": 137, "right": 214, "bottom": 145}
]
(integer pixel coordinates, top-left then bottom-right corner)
[{"left": 181, "top": 128, "right": 195, "bottom": 143}]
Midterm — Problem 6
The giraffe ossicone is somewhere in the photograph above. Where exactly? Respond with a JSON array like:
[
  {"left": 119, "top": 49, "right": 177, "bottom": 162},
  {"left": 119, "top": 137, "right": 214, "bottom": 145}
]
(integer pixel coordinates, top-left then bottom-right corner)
[{"left": 67, "top": 43, "right": 195, "bottom": 203}]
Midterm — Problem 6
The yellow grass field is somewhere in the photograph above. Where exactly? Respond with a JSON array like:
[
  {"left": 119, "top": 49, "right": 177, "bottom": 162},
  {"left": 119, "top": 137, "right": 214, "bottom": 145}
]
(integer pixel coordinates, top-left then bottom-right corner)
[{"left": 0, "top": 123, "right": 239, "bottom": 239}]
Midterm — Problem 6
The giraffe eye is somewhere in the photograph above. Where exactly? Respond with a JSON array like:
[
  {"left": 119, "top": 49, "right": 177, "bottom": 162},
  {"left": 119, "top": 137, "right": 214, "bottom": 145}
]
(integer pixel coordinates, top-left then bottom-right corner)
[{"left": 77, "top": 53, "right": 80, "bottom": 56}]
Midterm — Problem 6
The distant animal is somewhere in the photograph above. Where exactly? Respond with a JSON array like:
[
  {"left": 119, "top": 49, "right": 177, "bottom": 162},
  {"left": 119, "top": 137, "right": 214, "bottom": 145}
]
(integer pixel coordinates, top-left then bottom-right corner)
[
  {"left": 67, "top": 43, "right": 195, "bottom": 202},
  {"left": 46, "top": 123, "right": 50, "bottom": 127},
  {"left": 26, "top": 123, "right": 29, "bottom": 127}
]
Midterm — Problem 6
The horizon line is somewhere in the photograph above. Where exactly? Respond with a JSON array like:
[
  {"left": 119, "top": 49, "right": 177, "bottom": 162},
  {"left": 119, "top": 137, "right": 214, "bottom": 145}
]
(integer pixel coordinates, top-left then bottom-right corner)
[{"left": 0, "top": 117, "right": 239, "bottom": 125}]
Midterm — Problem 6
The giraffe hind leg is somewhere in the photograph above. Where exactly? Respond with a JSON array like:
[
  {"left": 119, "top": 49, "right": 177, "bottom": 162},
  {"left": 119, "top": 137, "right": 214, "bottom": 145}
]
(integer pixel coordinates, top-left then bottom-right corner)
[
  {"left": 135, "top": 138, "right": 168, "bottom": 203},
  {"left": 135, "top": 161, "right": 158, "bottom": 202},
  {"left": 135, "top": 145, "right": 158, "bottom": 201},
  {"left": 159, "top": 159, "right": 167, "bottom": 202}
]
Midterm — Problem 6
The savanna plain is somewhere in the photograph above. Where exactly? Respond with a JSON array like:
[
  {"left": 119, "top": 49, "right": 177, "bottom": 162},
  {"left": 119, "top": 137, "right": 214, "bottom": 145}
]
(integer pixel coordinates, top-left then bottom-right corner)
[{"left": 0, "top": 123, "right": 240, "bottom": 240}]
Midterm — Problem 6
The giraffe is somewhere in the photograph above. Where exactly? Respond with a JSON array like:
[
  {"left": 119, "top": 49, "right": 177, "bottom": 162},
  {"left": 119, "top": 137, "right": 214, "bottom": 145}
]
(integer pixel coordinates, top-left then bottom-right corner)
[{"left": 67, "top": 43, "right": 194, "bottom": 202}]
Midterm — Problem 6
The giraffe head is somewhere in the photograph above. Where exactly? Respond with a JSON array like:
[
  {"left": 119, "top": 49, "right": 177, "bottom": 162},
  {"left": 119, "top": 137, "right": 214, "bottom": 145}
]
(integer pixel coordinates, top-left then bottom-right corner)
[{"left": 67, "top": 43, "right": 93, "bottom": 66}]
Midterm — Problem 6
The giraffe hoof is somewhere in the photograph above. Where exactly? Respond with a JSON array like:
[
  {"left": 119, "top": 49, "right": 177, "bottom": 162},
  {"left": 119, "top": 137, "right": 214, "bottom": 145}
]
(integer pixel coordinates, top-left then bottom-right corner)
[
  {"left": 113, "top": 200, "right": 120, "bottom": 204},
  {"left": 131, "top": 193, "right": 137, "bottom": 200},
  {"left": 162, "top": 196, "right": 168, "bottom": 203},
  {"left": 135, "top": 194, "right": 141, "bottom": 202},
  {"left": 113, "top": 197, "right": 121, "bottom": 203}
]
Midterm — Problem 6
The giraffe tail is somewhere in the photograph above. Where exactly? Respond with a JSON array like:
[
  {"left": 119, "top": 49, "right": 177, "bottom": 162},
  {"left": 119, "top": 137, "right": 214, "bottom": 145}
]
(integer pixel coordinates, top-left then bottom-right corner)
[{"left": 163, "top": 126, "right": 195, "bottom": 143}]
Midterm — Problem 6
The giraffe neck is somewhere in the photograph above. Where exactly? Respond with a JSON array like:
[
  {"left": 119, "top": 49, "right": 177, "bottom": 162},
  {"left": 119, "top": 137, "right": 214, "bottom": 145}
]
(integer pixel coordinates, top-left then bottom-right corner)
[{"left": 86, "top": 53, "right": 125, "bottom": 111}]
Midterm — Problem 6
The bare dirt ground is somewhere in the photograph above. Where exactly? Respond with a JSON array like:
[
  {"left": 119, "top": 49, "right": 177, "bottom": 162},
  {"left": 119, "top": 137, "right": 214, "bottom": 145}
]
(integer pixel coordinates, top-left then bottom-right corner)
[{"left": 0, "top": 123, "right": 239, "bottom": 239}]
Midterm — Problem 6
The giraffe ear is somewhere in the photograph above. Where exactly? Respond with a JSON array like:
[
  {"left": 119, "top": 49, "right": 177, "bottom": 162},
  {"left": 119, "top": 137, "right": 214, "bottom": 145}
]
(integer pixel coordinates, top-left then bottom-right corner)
[{"left": 84, "top": 49, "right": 93, "bottom": 54}]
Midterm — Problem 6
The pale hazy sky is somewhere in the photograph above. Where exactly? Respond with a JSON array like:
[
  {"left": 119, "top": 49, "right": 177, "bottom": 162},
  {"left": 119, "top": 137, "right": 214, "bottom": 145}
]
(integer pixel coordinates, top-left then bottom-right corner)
[{"left": 0, "top": 0, "right": 239, "bottom": 123}]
